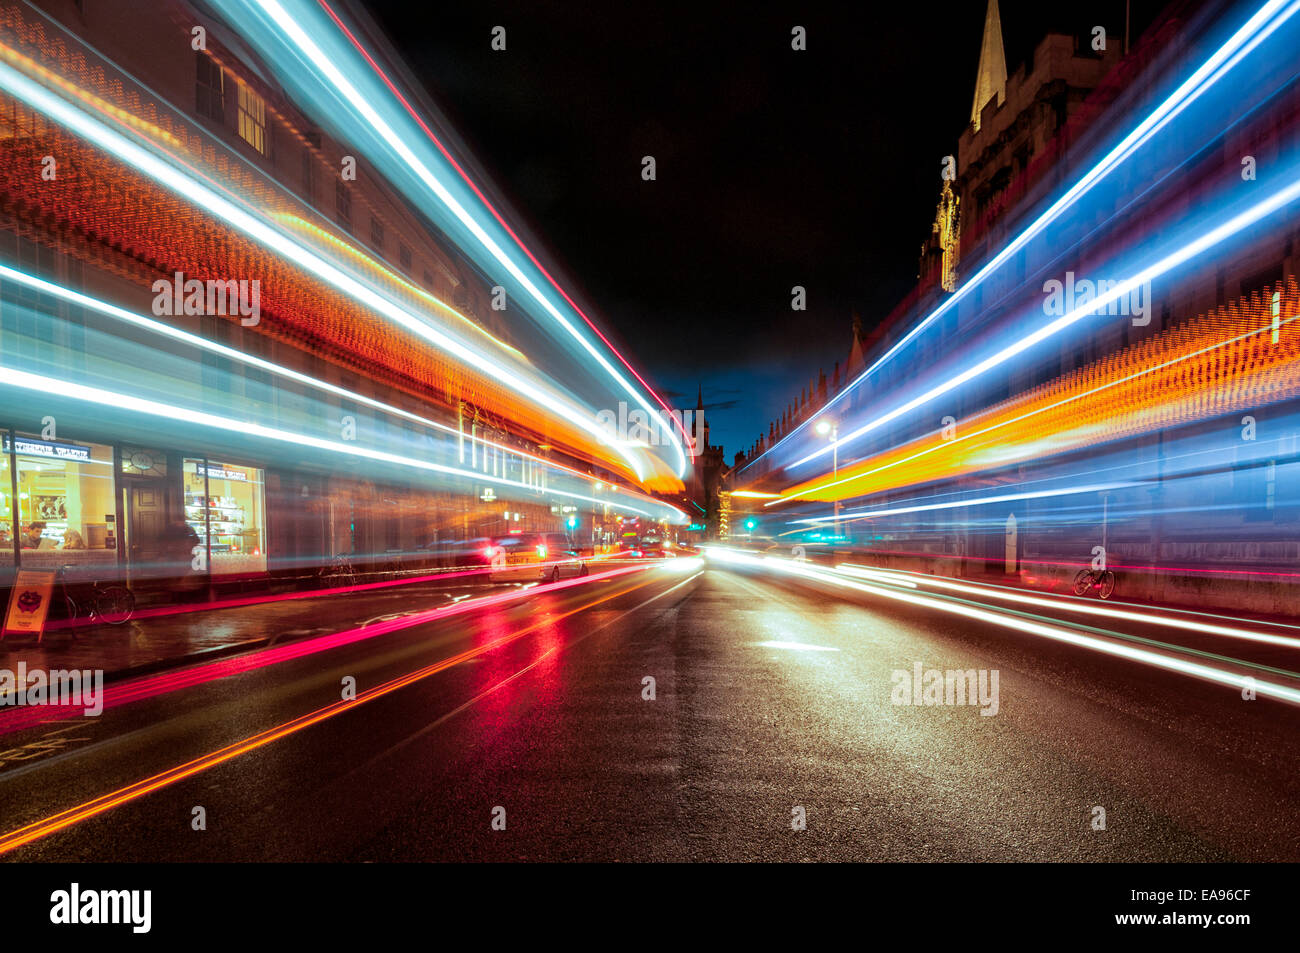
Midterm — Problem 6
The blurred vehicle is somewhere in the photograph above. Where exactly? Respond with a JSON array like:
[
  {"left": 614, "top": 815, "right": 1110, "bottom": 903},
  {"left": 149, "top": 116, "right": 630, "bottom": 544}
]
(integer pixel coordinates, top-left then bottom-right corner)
[
  {"left": 486, "top": 533, "right": 588, "bottom": 582},
  {"left": 616, "top": 535, "right": 673, "bottom": 558},
  {"left": 414, "top": 536, "right": 493, "bottom": 568}
]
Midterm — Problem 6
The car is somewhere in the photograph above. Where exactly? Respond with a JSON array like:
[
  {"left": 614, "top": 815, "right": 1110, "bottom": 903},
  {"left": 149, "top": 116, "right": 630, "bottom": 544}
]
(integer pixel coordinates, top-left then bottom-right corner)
[
  {"left": 615, "top": 537, "right": 673, "bottom": 559},
  {"left": 486, "top": 533, "right": 588, "bottom": 583}
]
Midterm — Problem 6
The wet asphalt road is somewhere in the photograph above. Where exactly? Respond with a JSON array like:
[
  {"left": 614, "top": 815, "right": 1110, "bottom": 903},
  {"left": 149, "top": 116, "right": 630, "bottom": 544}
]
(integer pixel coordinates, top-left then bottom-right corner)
[{"left": 3, "top": 557, "right": 1298, "bottom": 862}]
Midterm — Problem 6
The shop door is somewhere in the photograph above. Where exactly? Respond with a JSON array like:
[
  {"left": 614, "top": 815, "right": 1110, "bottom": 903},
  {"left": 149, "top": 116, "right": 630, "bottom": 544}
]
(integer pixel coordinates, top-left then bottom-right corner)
[{"left": 126, "top": 484, "right": 169, "bottom": 582}]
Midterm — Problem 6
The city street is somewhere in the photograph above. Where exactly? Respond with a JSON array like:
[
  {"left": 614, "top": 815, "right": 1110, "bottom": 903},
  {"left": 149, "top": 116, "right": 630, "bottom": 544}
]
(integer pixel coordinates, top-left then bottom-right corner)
[
  {"left": 3, "top": 0, "right": 1300, "bottom": 921},
  {"left": 4, "top": 557, "right": 1296, "bottom": 862}
]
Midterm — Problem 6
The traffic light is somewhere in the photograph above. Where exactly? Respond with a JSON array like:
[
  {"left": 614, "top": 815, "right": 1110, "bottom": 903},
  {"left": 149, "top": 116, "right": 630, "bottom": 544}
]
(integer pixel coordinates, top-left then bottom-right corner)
[{"left": 744, "top": 518, "right": 758, "bottom": 532}]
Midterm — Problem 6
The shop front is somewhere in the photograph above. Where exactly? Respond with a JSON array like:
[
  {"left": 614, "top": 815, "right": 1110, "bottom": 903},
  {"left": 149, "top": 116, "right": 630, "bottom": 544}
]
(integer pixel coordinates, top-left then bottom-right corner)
[
  {"left": 2, "top": 432, "right": 119, "bottom": 576},
  {"left": 182, "top": 457, "right": 267, "bottom": 576},
  {"left": 117, "top": 448, "right": 267, "bottom": 587}
]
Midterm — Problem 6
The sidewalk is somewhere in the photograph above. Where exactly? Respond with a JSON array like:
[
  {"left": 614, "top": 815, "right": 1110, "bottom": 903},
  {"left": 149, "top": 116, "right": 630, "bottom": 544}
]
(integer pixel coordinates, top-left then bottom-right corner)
[{"left": 0, "top": 573, "right": 495, "bottom": 683}]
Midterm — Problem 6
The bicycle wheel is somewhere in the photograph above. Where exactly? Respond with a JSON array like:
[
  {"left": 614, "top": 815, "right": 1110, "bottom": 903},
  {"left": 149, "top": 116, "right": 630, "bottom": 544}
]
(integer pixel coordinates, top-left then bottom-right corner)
[
  {"left": 1098, "top": 571, "right": 1116, "bottom": 600},
  {"left": 1071, "top": 569, "right": 1093, "bottom": 596},
  {"left": 95, "top": 586, "right": 136, "bottom": 625},
  {"left": 63, "top": 595, "right": 81, "bottom": 632}
]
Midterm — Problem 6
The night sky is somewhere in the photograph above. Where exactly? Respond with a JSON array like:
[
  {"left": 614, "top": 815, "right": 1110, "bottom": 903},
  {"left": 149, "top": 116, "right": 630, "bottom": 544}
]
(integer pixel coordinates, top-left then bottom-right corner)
[{"left": 366, "top": 0, "right": 1160, "bottom": 460}]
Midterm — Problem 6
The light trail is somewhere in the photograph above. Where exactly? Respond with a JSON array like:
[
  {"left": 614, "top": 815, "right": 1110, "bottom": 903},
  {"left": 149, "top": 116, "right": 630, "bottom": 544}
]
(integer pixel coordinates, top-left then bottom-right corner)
[
  {"left": 790, "top": 167, "right": 1300, "bottom": 468},
  {"left": 236, "top": 0, "right": 688, "bottom": 476},
  {"left": 836, "top": 563, "right": 1300, "bottom": 649},
  {"left": 0, "top": 569, "right": 669, "bottom": 855},
  {"left": 786, "top": 0, "right": 1300, "bottom": 470},
  {"left": 0, "top": 261, "right": 676, "bottom": 519},
  {"left": 793, "top": 482, "right": 1140, "bottom": 524},
  {"left": 0, "top": 363, "right": 687, "bottom": 523},
  {"left": 0, "top": 55, "right": 653, "bottom": 483},
  {"left": 0, "top": 563, "right": 657, "bottom": 738},
  {"left": 703, "top": 548, "right": 1300, "bottom": 705},
  {"left": 768, "top": 305, "right": 1300, "bottom": 505},
  {"left": 311, "top": 0, "right": 692, "bottom": 473}
]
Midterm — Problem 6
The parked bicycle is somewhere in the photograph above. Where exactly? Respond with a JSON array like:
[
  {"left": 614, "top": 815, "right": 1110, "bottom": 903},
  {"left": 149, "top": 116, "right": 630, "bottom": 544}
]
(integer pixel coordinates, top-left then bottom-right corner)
[
  {"left": 57, "top": 565, "right": 136, "bottom": 627},
  {"left": 1072, "top": 566, "right": 1116, "bottom": 600},
  {"left": 317, "top": 553, "right": 357, "bottom": 589}
]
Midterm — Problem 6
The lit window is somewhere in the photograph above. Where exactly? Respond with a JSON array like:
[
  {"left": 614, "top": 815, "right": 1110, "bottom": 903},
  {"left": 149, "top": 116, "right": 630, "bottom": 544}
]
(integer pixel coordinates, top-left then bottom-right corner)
[{"left": 237, "top": 82, "right": 267, "bottom": 155}]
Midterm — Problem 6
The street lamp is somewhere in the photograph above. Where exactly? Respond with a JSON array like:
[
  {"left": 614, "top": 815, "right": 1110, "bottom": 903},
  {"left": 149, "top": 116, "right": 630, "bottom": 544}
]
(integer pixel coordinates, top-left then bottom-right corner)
[{"left": 815, "top": 419, "right": 840, "bottom": 537}]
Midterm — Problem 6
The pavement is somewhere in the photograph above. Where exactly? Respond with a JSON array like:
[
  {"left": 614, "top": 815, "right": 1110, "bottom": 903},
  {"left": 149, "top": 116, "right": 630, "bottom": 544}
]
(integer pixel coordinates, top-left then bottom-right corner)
[
  {"left": 2, "top": 555, "right": 1297, "bottom": 862},
  {"left": 0, "top": 566, "right": 549, "bottom": 681}
]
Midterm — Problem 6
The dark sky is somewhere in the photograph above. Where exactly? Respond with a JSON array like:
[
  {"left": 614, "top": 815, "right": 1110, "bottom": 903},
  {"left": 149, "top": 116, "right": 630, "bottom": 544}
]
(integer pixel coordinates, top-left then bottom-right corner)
[{"left": 365, "top": 0, "right": 1160, "bottom": 459}]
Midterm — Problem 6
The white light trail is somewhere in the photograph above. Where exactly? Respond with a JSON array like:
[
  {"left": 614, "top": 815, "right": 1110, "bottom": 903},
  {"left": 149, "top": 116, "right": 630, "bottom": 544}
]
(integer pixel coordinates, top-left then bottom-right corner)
[
  {"left": 787, "top": 0, "right": 1300, "bottom": 470},
  {"left": 245, "top": 0, "right": 688, "bottom": 476},
  {"left": 0, "top": 57, "right": 652, "bottom": 481},
  {"left": 705, "top": 548, "right": 1300, "bottom": 704}
]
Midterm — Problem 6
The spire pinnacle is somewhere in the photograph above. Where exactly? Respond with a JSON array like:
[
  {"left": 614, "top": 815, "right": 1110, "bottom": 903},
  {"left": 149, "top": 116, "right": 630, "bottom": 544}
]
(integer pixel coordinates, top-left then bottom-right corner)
[{"left": 971, "top": 0, "right": 1007, "bottom": 131}]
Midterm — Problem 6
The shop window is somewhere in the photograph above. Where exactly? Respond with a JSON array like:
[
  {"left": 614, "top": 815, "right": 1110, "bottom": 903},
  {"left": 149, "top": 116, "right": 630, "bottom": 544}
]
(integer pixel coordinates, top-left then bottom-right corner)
[
  {"left": 10, "top": 435, "right": 117, "bottom": 570},
  {"left": 0, "top": 442, "right": 12, "bottom": 569},
  {"left": 185, "top": 459, "right": 266, "bottom": 574}
]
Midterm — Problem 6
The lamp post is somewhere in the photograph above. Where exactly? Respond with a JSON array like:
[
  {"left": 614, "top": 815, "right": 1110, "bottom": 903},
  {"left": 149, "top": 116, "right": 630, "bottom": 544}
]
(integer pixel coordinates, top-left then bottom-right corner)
[{"left": 815, "top": 419, "right": 840, "bottom": 537}]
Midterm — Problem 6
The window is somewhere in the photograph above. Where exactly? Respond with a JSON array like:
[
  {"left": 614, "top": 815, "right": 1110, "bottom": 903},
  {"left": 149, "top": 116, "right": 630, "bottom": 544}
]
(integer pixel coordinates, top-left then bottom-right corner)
[
  {"left": 370, "top": 215, "right": 385, "bottom": 251},
  {"left": 196, "top": 55, "right": 224, "bottom": 123},
  {"left": 10, "top": 435, "right": 117, "bottom": 570},
  {"left": 236, "top": 82, "right": 267, "bottom": 155},
  {"left": 0, "top": 440, "right": 11, "bottom": 569},
  {"left": 399, "top": 243, "right": 412, "bottom": 272},
  {"left": 185, "top": 459, "right": 267, "bottom": 574},
  {"left": 336, "top": 179, "right": 352, "bottom": 230}
]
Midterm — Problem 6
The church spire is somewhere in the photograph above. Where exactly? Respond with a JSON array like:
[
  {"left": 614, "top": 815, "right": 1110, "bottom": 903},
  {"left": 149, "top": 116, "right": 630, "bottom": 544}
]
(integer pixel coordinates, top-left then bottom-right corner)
[{"left": 970, "top": 0, "right": 1007, "bottom": 131}]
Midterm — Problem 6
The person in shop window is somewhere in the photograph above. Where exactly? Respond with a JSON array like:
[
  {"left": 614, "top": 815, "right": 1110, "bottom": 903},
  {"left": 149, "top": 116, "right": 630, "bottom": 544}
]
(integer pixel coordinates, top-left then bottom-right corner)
[
  {"left": 62, "top": 529, "right": 87, "bottom": 550},
  {"left": 165, "top": 521, "right": 204, "bottom": 601},
  {"left": 21, "top": 521, "right": 46, "bottom": 549}
]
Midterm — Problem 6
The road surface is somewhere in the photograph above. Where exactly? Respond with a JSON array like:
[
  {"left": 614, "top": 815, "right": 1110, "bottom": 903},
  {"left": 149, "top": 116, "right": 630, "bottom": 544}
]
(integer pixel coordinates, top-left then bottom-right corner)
[{"left": 3, "top": 555, "right": 1297, "bottom": 862}]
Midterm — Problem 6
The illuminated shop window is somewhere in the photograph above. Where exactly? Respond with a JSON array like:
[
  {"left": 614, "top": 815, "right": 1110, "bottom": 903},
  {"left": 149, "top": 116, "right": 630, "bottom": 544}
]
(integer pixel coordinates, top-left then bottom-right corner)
[
  {"left": 237, "top": 82, "right": 267, "bottom": 155},
  {"left": 0, "top": 440, "right": 12, "bottom": 570},
  {"left": 185, "top": 459, "right": 266, "bottom": 574},
  {"left": 10, "top": 435, "right": 117, "bottom": 569}
]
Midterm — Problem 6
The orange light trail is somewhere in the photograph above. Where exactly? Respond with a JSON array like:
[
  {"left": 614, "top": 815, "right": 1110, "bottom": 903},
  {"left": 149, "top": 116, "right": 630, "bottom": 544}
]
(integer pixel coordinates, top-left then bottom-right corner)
[
  {"left": 0, "top": 571, "right": 663, "bottom": 856},
  {"left": 771, "top": 279, "right": 1300, "bottom": 503}
]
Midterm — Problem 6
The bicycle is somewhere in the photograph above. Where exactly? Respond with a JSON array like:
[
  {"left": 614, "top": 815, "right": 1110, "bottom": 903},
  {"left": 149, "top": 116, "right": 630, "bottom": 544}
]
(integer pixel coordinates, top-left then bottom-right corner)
[
  {"left": 1072, "top": 566, "right": 1116, "bottom": 600},
  {"left": 58, "top": 565, "right": 136, "bottom": 628},
  {"left": 317, "top": 553, "right": 357, "bottom": 589}
]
